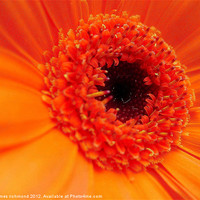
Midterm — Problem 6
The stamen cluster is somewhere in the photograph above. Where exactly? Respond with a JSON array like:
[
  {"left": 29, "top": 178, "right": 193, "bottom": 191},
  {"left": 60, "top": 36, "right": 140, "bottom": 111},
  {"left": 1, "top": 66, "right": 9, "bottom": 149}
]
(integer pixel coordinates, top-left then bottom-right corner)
[{"left": 39, "top": 11, "right": 194, "bottom": 172}]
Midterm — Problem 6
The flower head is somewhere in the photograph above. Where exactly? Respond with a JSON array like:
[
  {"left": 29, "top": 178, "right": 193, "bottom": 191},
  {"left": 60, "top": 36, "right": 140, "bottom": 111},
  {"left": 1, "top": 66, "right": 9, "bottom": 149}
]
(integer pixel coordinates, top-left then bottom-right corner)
[
  {"left": 40, "top": 12, "right": 194, "bottom": 173},
  {"left": 0, "top": 0, "right": 200, "bottom": 199}
]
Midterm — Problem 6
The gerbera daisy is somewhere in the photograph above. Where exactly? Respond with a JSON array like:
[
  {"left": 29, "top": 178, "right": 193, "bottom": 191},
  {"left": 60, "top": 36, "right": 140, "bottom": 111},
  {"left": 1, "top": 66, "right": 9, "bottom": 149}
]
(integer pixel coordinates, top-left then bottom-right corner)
[{"left": 0, "top": 0, "right": 200, "bottom": 199}]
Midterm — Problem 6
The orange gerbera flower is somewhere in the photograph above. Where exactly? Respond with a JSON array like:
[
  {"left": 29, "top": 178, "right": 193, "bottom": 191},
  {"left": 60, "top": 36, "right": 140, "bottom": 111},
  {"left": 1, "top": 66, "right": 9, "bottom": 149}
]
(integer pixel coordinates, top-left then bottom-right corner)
[{"left": 0, "top": 0, "right": 200, "bottom": 199}]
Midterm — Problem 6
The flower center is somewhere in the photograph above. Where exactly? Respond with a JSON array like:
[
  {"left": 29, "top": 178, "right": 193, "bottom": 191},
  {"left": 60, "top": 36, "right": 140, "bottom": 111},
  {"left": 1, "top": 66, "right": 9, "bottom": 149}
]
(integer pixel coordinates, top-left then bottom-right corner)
[
  {"left": 39, "top": 11, "right": 194, "bottom": 173},
  {"left": 97, "top": 61, "right": 157, "bottom": 122}
]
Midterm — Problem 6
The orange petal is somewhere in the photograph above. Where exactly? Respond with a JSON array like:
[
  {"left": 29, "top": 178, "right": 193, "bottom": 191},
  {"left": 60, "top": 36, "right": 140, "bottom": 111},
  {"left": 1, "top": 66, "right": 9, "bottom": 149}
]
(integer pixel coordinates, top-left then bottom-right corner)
[
  {"left": 187, "top": 68, "right": 200, "bottom": 106},
  {"left": 0, "top": 0, "right": 57, "bottom": 62},
  {"left": 0, "top": 129, "right": 78, "bottom": 194},
  {"left": 0, "top": 48, "right": 43, "bottom": 90},
  {"left": 92, "top": 169, "right": 171, "bottom": 199},
  {"left": 87, "top": 0, "right": 106, "bottom": 15},
  {"left": 181, "top": 123, "right": 200, "bottom": 157},
  {"left": 189, "top": 108, "right": 200, "bottom": 123},
  {"left": 176, "top": 27, "right": 200, "bottom": 68},
  {"left": 0, "top": 49, "right": 54, "bottom": 148},
  {"left": 80, "top": 0, "right": 90, "bottom": 22},
  {"left": 155, "top": 1, "right": 200, "bottom": 49},
  {"left": 42, "top": 0, "right": 81, "bottom": 30},
  {"left": 117, "top": 0, "right": 151, "bottom": 22},
  {"left": 60, "top": 151, "right": 94, "bottom": 195},
  {"left": 0, "top": 79, "right": 55, "bottom": 148},
  {"left": 143, "top": 0, "right": 172, "bottom": 25},
  {"left": 162, "top": 148, "right": 200, "bottom": 198},
  {"left": 151, "top": 166, "right": 196, "bottom": 199}
]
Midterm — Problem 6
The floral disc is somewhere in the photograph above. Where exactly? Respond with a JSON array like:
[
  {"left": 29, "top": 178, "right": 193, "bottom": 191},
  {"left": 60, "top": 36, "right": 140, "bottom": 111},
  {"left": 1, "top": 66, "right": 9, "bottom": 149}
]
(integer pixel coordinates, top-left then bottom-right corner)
[{"left": 39, "top": 11, "right": 194, "bottom": 172}]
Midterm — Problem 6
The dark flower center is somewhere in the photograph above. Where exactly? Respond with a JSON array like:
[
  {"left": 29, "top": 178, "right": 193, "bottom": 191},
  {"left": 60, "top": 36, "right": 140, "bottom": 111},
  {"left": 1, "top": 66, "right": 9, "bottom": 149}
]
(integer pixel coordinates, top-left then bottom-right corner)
[{"left": 97, "top": 61, "right": 157, "bottom": 122}]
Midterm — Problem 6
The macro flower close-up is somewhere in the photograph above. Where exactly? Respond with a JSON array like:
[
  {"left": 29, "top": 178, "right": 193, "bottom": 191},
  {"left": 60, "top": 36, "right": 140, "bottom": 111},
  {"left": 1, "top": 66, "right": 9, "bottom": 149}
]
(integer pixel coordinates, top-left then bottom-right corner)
[{"left": 0, "top": 0, "right": 200, "bottom": 199}]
